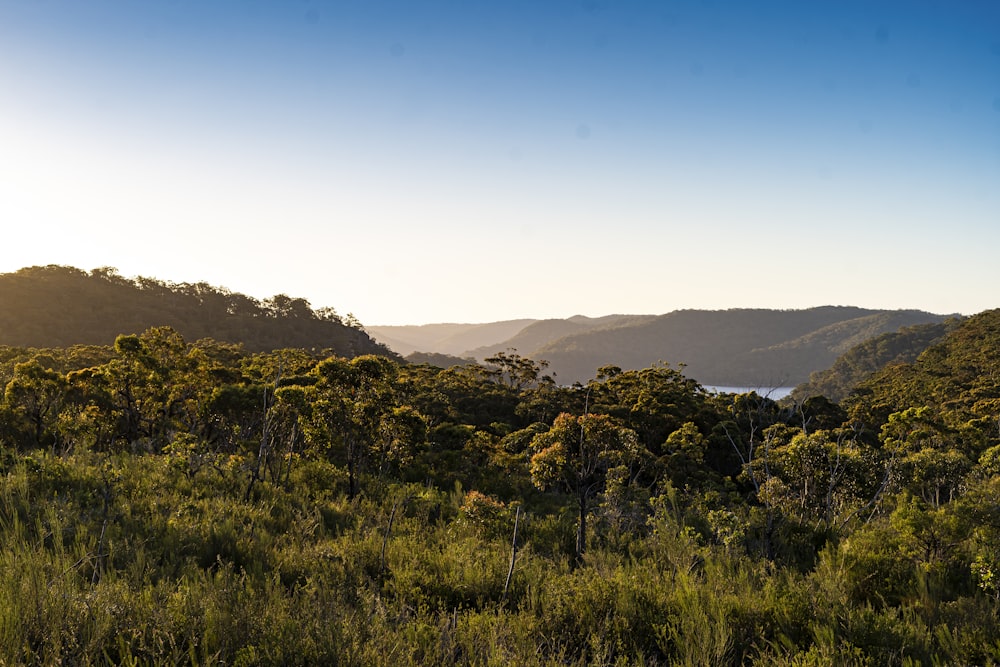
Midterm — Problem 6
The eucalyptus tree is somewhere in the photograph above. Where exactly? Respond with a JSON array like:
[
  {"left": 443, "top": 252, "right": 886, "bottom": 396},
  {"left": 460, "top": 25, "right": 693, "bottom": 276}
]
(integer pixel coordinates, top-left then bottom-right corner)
[
  {"left": 763, "top": 427, "right": 874, "bottom": 530},
  {"left": 881, "top": 407, "right": 970, "bottom": 508},
  {"left": 309, "top": 354, "right": 410, "bottom": 498},
  {"left": 482, "top": 349, "right": 551, "bottom": 391},
  {"left": 3, "top": 356, "right": 66, "bottom": 450},
  {"left": 529, "top": 411, "right": 640, "bottom": 559},
  {"left": 589, "top": 362, "right": 709, "bottom": 455}
]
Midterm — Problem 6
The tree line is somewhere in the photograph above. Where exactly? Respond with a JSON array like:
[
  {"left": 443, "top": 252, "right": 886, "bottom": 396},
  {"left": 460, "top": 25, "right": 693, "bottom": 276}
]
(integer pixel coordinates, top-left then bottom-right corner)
[{"left": 0, "top": 265, "right": 391, "bottom": 356}]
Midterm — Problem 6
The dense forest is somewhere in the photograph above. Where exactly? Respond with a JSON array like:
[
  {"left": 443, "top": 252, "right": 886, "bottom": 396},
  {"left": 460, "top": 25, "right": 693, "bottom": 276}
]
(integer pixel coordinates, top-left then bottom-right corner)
[{"left": 1, "top": 285, "right": 1000, "bottom": 664}]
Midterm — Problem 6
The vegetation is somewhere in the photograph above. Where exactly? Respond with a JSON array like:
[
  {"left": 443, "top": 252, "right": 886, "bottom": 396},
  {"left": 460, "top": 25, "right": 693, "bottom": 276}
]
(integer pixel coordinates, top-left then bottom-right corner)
[
  {"left": 790, "top": 319, "right": 962, "bottom": 403},
  {"left": 461, "top": 315, "right": 657, "bottom": 361},
  {"left": 1, "top": 286, "right": 999, "bottom": 663}
]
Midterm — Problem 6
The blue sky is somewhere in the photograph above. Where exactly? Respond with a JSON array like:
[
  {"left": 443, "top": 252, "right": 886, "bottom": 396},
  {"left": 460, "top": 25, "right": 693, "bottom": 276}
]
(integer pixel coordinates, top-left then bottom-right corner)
[{"left": 2, "top": 0, "right": 998, "bottom": 325}]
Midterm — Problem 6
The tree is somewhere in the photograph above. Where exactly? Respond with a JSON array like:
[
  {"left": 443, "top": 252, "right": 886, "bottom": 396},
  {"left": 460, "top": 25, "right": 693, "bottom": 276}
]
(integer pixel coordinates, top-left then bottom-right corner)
[
  {"left": 880, "top": 407, "right": 970, "bottom": 508},
  {"left": 309, "top": 355, "right": 403, "bottom": 498},
  {"left": 401, "top": 362, "right": 519, "bottom": 432},
  {"left": 589, "top": 362, "right": 710, "bottom": 458},
  {"left": 656, "top": 421, "right": 716, "bottom": 492},
  {"left": 529, "top": 412, "right": 640, "bottom": 559},
  {"left": 372, "top": 405, "right": 426, "bottom": 481},
  {"left": 263, "top": 294, "right": 313, "bottom": 319},
  {"left": 714, "top": 391, "right": 788, "bottom": 494},
  {"left": 207, "top": 383, "right": 267, "bottom": 455},
  {"left": 482, "top": 349, "right": 551, "bottom": 391},
  {"left": 102, "top": 327, "right": 217, "bottom": 451},
  {"left": 765, "top": 428, "right": 870, "bottom": 529},
  {"left": 3, "top": 357, "right": 66, "bottom": 450},
  {"left": 60, "top": 365, "right": 116, "bottom": 453}
]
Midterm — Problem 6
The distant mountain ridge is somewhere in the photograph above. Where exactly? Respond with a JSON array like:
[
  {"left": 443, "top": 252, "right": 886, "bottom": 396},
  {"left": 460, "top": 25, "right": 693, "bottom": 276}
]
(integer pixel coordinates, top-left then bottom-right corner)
[
  {"left": 372, "top": 307, "right": 953, "bottom": 387},
  {"left": 464, "top": 314, "right": 656, "bottom": 360},
  {"left": 367, "top": 314, "right": 652, "bottom": 359}
]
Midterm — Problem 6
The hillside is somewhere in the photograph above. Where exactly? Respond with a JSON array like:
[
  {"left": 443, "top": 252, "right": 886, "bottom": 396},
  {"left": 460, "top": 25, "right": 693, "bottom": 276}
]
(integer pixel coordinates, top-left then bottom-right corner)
[
  {"left": 532, "top": 307, "right": 952, "bottom": 386},
  {"left": 0, "top": 265, "right": 395, "bottom": 358},
  {"left": 847, "top": 308, "right": 1000, "bottom": 428},
  {"left": 789, "top": 318, "right": 963, "bottom": 403},
  {"left": 463, "top": 314, "right": 656, "bottom": 361},
  {"left": 403, "top": 351, "right": 474, "bottom": 368},
  {"left": 725, "top": 311, "right": 961, "bottom": 389}
]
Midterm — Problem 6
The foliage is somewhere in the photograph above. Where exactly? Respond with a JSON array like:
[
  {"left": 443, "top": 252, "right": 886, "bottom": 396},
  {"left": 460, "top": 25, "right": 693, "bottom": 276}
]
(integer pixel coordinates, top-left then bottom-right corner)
[
  {"left": 790, "top": 320, "right": 961, "bottom": 403},
  {"left": 0, "top": 311, "right": 998, "bottom": 663}
]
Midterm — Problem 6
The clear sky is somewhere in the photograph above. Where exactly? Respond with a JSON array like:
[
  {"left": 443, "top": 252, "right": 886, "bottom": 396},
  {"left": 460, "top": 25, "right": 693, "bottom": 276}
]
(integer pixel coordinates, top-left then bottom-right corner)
[{"left": 2, "top": 0, "right": 998, "bottom": 325}]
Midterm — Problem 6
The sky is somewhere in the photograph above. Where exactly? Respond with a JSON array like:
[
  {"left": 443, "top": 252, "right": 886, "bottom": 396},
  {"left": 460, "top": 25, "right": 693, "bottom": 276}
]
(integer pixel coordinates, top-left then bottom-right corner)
[{"left": 1, "top": 0, "right": 999, "bottom": 325}]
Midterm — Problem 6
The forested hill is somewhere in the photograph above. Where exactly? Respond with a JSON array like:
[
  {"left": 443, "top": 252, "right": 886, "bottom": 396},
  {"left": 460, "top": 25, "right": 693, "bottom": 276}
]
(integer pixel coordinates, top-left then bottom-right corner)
[
  {"left": 0, "top": 265, "right": 395, "bottom": 358},
  {"left": 789, "top": 318, "right": 963, "bottom": 403},
  {"left": 847, "top": 307, "right": 1000, "bottom": 427},
  {"left": 531, "top": 307, "right": 952, "bottom": 386},
  {"left": 372, "top": 308, "right": 952, "bottom": 387}
]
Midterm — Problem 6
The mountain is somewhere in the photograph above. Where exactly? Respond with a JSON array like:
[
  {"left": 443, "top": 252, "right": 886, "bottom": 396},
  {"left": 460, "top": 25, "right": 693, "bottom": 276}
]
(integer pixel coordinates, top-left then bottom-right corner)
[
  {"left": 0, "top": 265, "right": 396, "bottom": 358},
  {"left": 24, "top": 264, "right": 949, "bottom": 389},
  {"left": 532, "top": 307, "right": 953, "bottom": 386},
  {"left": 463, "top": 314, "right": 657, "bottom": 361}
]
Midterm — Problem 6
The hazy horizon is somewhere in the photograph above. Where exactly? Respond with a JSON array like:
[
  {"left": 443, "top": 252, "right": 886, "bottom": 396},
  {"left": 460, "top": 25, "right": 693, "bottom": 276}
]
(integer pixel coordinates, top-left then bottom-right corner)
[
  {"left": 3, "top": 1, "right": 999, "bottom": 326},
  {"left": 0, "top": 261, "right": 973, "bottom": 328}
]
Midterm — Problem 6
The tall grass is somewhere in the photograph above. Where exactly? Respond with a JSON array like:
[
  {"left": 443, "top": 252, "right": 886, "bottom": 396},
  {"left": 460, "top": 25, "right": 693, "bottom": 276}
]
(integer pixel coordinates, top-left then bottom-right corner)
[{"left": 0, "top": 448, "right": 997, "bottom": 664}]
